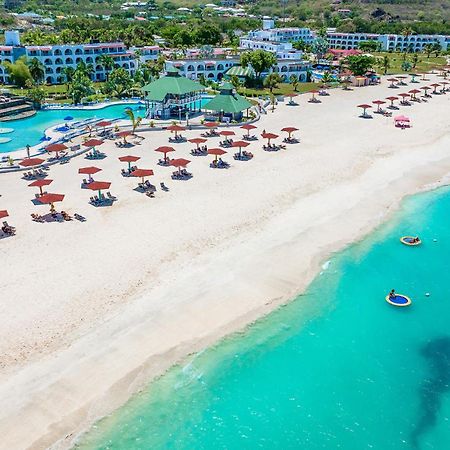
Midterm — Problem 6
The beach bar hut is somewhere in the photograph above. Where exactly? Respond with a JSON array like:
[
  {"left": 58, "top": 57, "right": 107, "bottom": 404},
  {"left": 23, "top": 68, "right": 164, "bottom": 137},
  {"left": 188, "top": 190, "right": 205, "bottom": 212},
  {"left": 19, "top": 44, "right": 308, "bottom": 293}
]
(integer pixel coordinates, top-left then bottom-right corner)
[
  {"left": 142, "top": 66, "right": 205, "bottom": 120},
  {"left": 203, "top": 82, "right": 252, "bottom": 121}
]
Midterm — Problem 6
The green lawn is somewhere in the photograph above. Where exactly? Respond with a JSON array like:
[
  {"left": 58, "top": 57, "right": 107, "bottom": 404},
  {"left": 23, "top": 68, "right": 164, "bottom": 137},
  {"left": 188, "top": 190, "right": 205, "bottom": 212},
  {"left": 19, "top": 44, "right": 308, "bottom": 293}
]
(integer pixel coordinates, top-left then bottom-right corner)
[{"left": 372, "top": 52, "right": 447, "bottom": 75}]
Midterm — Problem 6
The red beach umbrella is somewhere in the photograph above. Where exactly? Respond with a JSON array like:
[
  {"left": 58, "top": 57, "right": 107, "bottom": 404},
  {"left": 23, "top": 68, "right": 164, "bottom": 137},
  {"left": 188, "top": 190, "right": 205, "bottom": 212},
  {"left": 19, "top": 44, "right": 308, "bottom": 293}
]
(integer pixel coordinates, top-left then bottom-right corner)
[
  {"left": 387, "top": 78, "right": 398, "bottom": 88},
  {"left": 170, "top": 158, "right": 191, "bottom": 174},
  {"left": 132, "top": 169, "right": 154, "bottom": 182},
  {"left": 83, "top": 138, "right": 104, "bottom": 148},
  {"left": 87, "top": 181, "right": 111, "bottom": 199},
  {"left": 219, "top": 130, "right": 235, "bottom": 137},
  {"left": 408, "top": 89, "right": 420, "bottom": 99},
  {"left": 38, "top": 193, "right": 65, "bottom": 212},
  {"left": 281, "top": 127, "right": 299, "bottom": 138},
  {"left": 430, "top": 83, "right": 440, "bottom": 93},
  {"left": 386, "top": 96, "right": 398, "bottom": 107},
  {"left": 310, "top": 90, "right": 319, "bottom": 100},
  {"left": 119, "top": 155, "right": 140, "bottom": 171},
  {"left": 79, "top": 166, "right": 102, "bottom": 182},
  {"left": 0, "top": 210, "right": 9, "bottom": 219},
  {"left": 208, "top": 148, "right": 227, "bottom": 161},
  {"left": 79, "top": 166, "right": 102, "bottom": 176},
  {"left": 231, "top": 140, "right": 249, "bottom": 157},
  {"left": 241, "top": 123, "right": 257, "bottom": 137},
  {"left": 372, "top": 100, "right": 386, "bottom": 112},
  {"left": 357, "top": 104, "right": 372, "bottom": 116},
  {"left": 261, "top": 132, "right": 279, "bottom": 144},
  {"left": 28, "top": 178, "right": 53, "bottom": 196},
  {"left": 116, "top": 130, "right": 131, "bottom": 137},
  {"left": 19, "top": 157, "right": 45, "bottom": 167},
  {"left": 96, "top": 120, "right": 112, "bottom": 128},
  {"left": 46, "top": 143, "right": 68, "bottom": 157},
  {"left": 166, "top": 124, "right": 185, "bottom": 137},
  {"left": 155, "top": 146, "right": 175, "bottom": 163},
  {"left": 188, "top": 138, "right": 207, "bottom": 148},
  {"left": 116, "top": 130, "right": 132, "bottom": 143},
  {"left": 204, "top": 122, "right": 219, "bottom": 129}
]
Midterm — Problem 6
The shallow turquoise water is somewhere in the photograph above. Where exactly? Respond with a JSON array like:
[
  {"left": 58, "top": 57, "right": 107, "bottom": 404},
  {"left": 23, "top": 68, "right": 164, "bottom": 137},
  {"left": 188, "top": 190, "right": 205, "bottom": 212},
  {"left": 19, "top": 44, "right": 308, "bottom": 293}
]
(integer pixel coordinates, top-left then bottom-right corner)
[{"left": 77, "top": 186, "right": 450, "bottom": 450}]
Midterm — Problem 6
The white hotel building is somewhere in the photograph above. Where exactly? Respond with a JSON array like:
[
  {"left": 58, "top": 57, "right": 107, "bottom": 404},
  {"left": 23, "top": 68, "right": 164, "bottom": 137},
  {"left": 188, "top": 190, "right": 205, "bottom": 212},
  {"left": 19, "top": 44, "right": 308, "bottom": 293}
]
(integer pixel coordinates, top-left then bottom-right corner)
[
  {"left": 0, "top": 31, "right": 160, "bottom": 85},
  {"left": 241, "top": 20, "right": 449, "bottom": 53}
]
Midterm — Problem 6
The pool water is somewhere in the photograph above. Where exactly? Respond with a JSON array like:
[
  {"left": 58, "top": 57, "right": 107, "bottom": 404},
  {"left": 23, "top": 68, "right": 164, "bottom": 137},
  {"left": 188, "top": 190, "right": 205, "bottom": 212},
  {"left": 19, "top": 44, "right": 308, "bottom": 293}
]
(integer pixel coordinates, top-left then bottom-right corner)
[
  {"left": 0, "top": 103, "right": 145, "bottom": 154},
  {"left": 77, "top": 186, "right": 450, "bottom": 450}
]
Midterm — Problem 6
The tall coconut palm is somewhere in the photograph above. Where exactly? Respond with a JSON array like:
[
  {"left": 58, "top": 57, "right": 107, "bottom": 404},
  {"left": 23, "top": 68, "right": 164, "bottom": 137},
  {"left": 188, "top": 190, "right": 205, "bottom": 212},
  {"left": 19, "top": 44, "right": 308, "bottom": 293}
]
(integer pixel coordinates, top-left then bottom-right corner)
[
  {"left": 98, "top": 55, "right": 114, "bottom": 81},
  {"left": 27, "top": 57, "right": 45, "bottom": 84}
]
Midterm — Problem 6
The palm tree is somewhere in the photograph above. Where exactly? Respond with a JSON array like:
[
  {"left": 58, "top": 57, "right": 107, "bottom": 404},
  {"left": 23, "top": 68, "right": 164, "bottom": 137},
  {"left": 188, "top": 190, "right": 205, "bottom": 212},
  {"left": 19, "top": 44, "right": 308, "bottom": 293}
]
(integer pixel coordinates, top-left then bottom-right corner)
[
  {"left": 423, "top": 43, "right": 433, "bottom": 58},
  {"left": 62, "top": 66, "right": 75, "bottom": 87},
  {"left": 98, "top": 55, "right": 114, "bottom": 81},
  {"left": 125, "top": 108, "right": 142, "bottom": 134},
  {"left": 289, "top": 74, "right": 299, "bottom": 91},
  {"left": 378, "top": 55, "right": 391, "bottom": 75},
  {"left": 264, "top": 73, "right": 282, "bottom": 93},
  {"left": 411, "top": 53, "right": 419, "bottom": 68},
  {"left": 27, "top": 58, "right": 45, "bottom": 84}
]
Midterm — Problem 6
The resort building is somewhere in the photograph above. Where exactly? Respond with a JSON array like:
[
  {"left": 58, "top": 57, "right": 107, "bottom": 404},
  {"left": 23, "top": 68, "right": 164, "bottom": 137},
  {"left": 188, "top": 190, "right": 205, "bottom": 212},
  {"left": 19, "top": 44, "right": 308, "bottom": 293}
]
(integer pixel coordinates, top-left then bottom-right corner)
[
  {"left": 0, "top": 31, "right": 160, "bottom": 85},
  {"left": 142, "top": 66, "right": 205, "bottom": 119},
  {"left": 241, "top": 20, "right": 450, "bottom": 53},
  {"left": 165, "top": 58, "right": 240, "bottom": 82}
]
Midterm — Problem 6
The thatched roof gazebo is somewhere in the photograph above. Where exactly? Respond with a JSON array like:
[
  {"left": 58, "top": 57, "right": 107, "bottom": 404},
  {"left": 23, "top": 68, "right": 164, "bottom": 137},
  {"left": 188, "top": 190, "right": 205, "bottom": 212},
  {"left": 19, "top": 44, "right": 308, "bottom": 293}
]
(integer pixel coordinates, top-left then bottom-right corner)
[{"left": 142, "top": 66, "right": 205, "bottom": 120}]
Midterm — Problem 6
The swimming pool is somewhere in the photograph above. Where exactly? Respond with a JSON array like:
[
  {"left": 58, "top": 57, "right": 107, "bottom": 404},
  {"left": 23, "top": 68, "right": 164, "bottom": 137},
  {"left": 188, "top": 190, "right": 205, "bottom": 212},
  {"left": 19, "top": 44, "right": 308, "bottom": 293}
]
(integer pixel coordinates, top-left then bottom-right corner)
[
  {"left": 0, "top": 102, "right": 146, "bottom": 154},
  {"left": 0, "top": 95, "right": 213, "bottom": 154}
]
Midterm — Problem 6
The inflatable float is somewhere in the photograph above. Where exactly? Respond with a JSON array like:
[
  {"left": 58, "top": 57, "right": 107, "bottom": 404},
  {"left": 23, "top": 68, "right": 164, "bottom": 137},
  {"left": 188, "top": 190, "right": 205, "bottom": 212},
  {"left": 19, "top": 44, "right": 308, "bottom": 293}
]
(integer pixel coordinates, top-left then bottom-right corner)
[
  {"left": 385, "top": 294, "right": 412, "bottom": 307},
  {"left": 400, "top": 236, "right": 421, "bottom": 246}
]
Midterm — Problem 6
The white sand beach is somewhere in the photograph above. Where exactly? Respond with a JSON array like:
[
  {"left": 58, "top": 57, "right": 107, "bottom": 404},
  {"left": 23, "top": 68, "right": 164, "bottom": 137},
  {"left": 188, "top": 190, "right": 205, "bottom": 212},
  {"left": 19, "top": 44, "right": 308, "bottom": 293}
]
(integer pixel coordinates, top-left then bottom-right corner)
[{"left": 0, "top": 74, "right": 449, "bottom": 449}]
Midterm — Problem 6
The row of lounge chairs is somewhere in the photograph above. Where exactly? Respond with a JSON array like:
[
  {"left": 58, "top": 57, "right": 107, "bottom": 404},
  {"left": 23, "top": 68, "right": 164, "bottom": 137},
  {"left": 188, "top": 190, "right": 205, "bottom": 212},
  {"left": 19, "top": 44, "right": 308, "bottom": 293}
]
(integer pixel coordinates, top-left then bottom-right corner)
[
  {"left": 201, "top": 130, "right": 219, "bottom": 138},
  {"left": 283, "top": 137, "right": 299, "bottom": 144},
  {"left": 121, "top": 166, "right": 138, "bottom": 177},
  {"left": 158, "top": 159, "right": 170, "bottom": 166},
  {"left": 168, "top": 135, "right": 186, "bottom": 143},
  {"left": 85, "top": 150, "right": 106, "bottom": 160},
  {"left": 219, "top": 139, "right": 233, "bottom": 147},
  {"left": 23, "top": 169, "right": 47, "bottom": 180},
  {"left": 191, "top": 146, "right": 208, "bottom": 156},
  {"left": 243, "top": 135, "right": 258, "bottom": 141},
  {"left": 233, "top": 151, "right": 253, "bottom": 161},
  {"left": 210, "top": 159, "right": 230, "bottom": 169},
  {"left": 263, "top": 144, "right": 286, "bottom": 152},
  {"left": 172, "top": 169, "right": 192, "bottom": 180},
  {"left": 138, "top": 180, "right": 155, "bottom": 192},
  {"left": 90, "top": 192, "right": 117, "bottom": 206}
]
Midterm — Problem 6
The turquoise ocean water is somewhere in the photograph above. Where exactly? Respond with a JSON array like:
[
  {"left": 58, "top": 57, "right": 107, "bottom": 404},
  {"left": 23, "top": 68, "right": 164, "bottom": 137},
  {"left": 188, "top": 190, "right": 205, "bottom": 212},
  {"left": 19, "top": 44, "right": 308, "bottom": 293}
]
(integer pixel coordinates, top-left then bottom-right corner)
[{"left": 77, "top": 186, "right": 450, "bottom": 450}]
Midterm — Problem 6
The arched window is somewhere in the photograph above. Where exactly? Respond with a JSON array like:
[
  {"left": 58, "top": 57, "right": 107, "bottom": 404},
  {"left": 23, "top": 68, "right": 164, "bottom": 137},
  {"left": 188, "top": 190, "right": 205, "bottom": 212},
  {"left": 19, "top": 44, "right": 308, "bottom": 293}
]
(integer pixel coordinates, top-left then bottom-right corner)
[
  {"left": 96, "top": 65, "right": 103, "bottom": 71},
  {"left": 76, "top": 57, "right": 82, "bottom": 64},
  {"left": 46, "top": 76, "right": 53, "bottom": 84},
  {"left": 197, "top": 64, "right": 204, "bottom": 71},
  {"left": 54, "top": 49, "right": 62, "bottom": 55},
  {"left": 44, "top": 58, "right": 52, "bottom": 65},
  {"left": 187, "top": 64, "right": 194, "bottom": 71},
  {"left": 55, "top": 58, "right": 63, "bottom": 65},
  {"left": 86, "top": 57, "right": 93, "bottom": 63},
  {"left": 217, "top": 64, "right": 224, "bottom": 70},
  {"left": 122, "top": 63, "right": 129, "bottom": 69},
  {"left": 207, "top": 72, "right": 215, "bottom": 78},
  {"left": 65, "top": 57, "right": 73, "bottom": 65},
  {"left": 64, "top": 49, "right": 72, "bottom": 55},
  {"left": 75, "top": 48, "right": 82, "bottom": 55}
]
